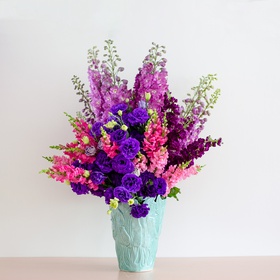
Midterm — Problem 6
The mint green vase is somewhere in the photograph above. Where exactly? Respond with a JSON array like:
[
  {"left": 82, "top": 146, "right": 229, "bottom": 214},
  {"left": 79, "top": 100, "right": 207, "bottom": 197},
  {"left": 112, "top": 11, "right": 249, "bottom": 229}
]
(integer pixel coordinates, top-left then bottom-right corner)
[{"left": 111, "top": 197, "right": 166, "bottom": 272}]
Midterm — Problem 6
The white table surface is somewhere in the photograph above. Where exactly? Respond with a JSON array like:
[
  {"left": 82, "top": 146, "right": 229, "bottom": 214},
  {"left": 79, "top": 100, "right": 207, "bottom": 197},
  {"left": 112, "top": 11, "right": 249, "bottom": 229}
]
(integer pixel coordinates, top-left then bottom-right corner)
[{"left": 0, "top": 257, "right": 280, "bottom": 280}]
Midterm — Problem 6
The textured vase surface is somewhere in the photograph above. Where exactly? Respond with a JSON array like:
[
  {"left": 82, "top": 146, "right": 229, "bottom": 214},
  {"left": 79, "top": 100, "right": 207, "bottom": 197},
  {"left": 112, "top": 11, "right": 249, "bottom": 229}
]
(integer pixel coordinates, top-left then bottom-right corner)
[{"left": 111, "top": 198, "right": 166, "bottom": 272}]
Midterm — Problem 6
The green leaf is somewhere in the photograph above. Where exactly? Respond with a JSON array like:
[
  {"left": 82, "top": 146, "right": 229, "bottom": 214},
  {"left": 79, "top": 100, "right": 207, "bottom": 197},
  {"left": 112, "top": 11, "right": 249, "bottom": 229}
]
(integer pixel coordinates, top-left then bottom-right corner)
[
  {"left": 168, "top": 187, "right": 181, "bottom": 201},
  {"left": 39, "top": 169, "right": 49, "bottom": 174},
  {"left": 42, "top": 156, "right": 53, "bottom": 162},
  {"left": 49, "top": 145, "right": 63, "bottom": 150}
]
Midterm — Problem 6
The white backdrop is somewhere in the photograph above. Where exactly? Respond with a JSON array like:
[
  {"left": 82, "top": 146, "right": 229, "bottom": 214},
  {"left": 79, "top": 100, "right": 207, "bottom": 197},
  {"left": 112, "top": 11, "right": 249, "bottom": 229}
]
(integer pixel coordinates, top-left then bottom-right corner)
[{"left": 1, "top": 0, "right": 280, "bottom": 257}]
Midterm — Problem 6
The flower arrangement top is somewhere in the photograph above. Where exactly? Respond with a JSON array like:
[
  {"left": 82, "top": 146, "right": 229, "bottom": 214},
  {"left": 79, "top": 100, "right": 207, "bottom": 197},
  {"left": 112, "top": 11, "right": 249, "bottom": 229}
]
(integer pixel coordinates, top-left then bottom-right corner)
[{"left": 41, "top": 40, "right": 222, "bottom": 218}]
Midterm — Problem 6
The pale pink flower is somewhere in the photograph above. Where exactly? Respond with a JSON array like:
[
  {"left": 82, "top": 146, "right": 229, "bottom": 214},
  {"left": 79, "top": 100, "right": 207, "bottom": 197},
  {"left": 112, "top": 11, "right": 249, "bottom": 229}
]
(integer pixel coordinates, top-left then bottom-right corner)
[
  {"left": 162, "top": 165, "right": 200, "bottom": 196},
  {"left": 133, "top": 154, "right": 148, "bottom": 173},
  {"left": 147, "top": 147, "right": 168, "bottom": 177}
]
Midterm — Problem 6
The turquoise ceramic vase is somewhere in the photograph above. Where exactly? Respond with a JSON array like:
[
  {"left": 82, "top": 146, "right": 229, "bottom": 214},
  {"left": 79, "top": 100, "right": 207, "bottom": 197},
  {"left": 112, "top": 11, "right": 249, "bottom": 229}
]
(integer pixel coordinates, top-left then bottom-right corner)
[{"left": 111, "top": 197, "right": 166, "bottom": 272}]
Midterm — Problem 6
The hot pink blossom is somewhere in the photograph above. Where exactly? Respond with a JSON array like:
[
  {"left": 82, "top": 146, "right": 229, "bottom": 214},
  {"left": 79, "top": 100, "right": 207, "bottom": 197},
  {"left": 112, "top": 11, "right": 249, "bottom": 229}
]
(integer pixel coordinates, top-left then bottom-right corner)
[
  {"left": 49, "top": 164, "right": 86, "bottom": 184},
  {"left": 143, "top": 114, "right": 168, "bottom": 176},
  {"left": 100, "top": 133, "right": 119, "bottom": 159}
]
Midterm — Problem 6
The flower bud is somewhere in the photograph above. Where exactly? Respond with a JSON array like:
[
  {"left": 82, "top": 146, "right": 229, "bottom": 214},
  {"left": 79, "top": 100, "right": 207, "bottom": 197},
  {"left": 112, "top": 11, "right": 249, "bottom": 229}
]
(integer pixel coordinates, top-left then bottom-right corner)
[
  {"left": 83, "top": 170, "right": 90, "bottom": 178},
  {"left": 104, "top": 120, "right": 117, "bottom": 129},
  {"left": 107, "top": 210, "right": 112, "bottom": 215},
  {"left": 118, "top": 110, "right": 123, "bottom": 116},
  {"left": 121, "top": 124, "right": 128, "bottom": 131},
  {"left": 148, "top": 109, "right": 154, "bottom": 116},
  {"left": 145, "top": 92, "right": 151, "bottom": 101},
  {"left": 128, "top": 199, "right": 134, "bottom": 206},
  {"left": 110, "top": 198, "right": 119, "bottom": 209},
  {"left": 82, "top": 136, "right": 89, "bottom": 144}
]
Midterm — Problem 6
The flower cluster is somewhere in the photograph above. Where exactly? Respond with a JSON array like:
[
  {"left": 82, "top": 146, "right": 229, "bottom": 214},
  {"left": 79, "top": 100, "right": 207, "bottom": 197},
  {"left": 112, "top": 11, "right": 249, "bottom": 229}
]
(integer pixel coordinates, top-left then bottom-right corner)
[{"left": 41, "top": 40, "right": 222, "bottom": 218}]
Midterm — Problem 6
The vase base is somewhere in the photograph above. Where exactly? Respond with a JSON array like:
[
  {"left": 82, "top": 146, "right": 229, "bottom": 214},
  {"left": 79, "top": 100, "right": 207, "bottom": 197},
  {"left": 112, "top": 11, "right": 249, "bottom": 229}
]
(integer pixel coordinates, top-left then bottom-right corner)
[{"left": 120, "top": 269, "right": 153, "bottom": 273}]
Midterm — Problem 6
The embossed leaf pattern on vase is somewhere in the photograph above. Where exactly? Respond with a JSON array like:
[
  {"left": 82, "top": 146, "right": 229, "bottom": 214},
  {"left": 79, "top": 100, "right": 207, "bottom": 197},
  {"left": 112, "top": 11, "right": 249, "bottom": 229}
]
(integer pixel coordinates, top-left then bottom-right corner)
[{"left": 111, "top": 198, "right": 166, "bottom": 272}]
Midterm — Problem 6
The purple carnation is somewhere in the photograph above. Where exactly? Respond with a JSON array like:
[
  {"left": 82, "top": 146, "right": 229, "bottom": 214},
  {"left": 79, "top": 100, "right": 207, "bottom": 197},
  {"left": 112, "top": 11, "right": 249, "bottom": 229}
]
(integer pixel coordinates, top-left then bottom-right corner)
[
  {"left": 109, "top": 171, "right": 123, "bottom": 187},
  {"left": 140, "top": 184, "right": 157, "bottom": 198},
  {"left": 130, "top": 130, "right": 145, "bottom": 145},
  {"left": 140, "top": 171, "right": 156, "bottom": 186},
  {"left": 95, "top": 151, "right": 112, "bottom": 173},
  {"left": 111, "top": 129, "right": 127, "bottom": 145},
  {"left": 112, "top": 154, "right": 134, "bottom": 174},
  {"left": 90, "top": 188, "right": 105, "bottom": 198},
  {"left": 120, "top": 137, "right": 140, "bottom": 159},
  {"left": 72, "top": 160, "right": 80, "bottom": 168},
  {"left": 130, "top": 203, "right": 150, "bottom": 218},
  {"left": 122, "top": 113, "right": 130, "bottom": 127},
  {"left": 70, "top": 182, "right": 89, "bottom": 195},
  {"left": 127, "top": 108, "right": 149, "bottom": 126},
  {"left": 104, "top": 187, "right": 114, "bottom": 204},
  {"left": 113, "top": 186, "right": 132, "bottom": 203},
  {"left": 139, "top": 171, "right": 157, "bottom": 197},
  {"left": 90, "top": 122, "right": 103, "bottom": 137},
  {"left": 154, "top": 177, "right": 167, "bottom": 195},
  {"left": 121, "top": 173, "right": 142, "bottom": 192},
  {"left": 111, "top": 103, "right": 128, "bottom": 115},
  {"left": 90, "top": 171, "right": 106, "bottom": 185}
]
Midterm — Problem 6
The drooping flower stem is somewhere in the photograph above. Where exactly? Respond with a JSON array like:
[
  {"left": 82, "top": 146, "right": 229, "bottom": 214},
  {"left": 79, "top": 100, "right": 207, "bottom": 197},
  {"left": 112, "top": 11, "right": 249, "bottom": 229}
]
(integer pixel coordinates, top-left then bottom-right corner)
[{"left": 72, "top": 75, "right": 95, "bottom": 121}]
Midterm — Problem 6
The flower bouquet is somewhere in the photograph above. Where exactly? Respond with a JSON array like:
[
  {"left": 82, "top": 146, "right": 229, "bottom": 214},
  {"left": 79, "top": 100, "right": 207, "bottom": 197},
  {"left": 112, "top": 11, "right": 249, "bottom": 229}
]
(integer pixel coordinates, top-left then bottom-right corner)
[
  {"left": 41, "top": 40, "right": 222, "bottom": 271},
  {"left": 41, "top": 40, "right": 222, "bottom": 218}
]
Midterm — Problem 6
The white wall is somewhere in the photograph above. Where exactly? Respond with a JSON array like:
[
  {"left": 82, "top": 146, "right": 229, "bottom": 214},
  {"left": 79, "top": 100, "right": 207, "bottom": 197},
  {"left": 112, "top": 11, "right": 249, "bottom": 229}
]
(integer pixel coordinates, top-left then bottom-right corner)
[{"left": 1, "top": 0, "right": 280, "bottom": 257}]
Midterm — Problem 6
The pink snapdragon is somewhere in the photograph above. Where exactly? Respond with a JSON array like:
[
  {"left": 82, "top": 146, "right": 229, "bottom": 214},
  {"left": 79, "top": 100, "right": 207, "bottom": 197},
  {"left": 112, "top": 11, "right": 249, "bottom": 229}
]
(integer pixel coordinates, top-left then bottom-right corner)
[
  {"left": 52, "top": 155, "right": 71, "bottom": 165},
  {"left": 48, "top": 164, "right": 86, "bottom": 184},
  {"left": 73, "top": 118, "right": 96, "bottom": 148},
  {"left": 60, "top": 118, "right": 98, "bottom": 164},
  {"left": 100, "top": 132, "right": 119, "bottom": 159},
  {"left": 147, "top": 147, "right": 168, "bottom": 177},
  {"left": 162, "top": 165, "right": 199, "bottom": 196},
  {"left": 133, "top": 154, "right": 148, "bottom": 173},
  {"left": 63, "top": 141, "right": 96, "bottom": 164},
  {"left": 143, "top": 114, "right": 168, "bottom": 175},
  {"left": 87, "top": 180, "right": 99, "bottom": 191},
  {"left": 143, "top": 115, "right": 168, "bottom": 155}
]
